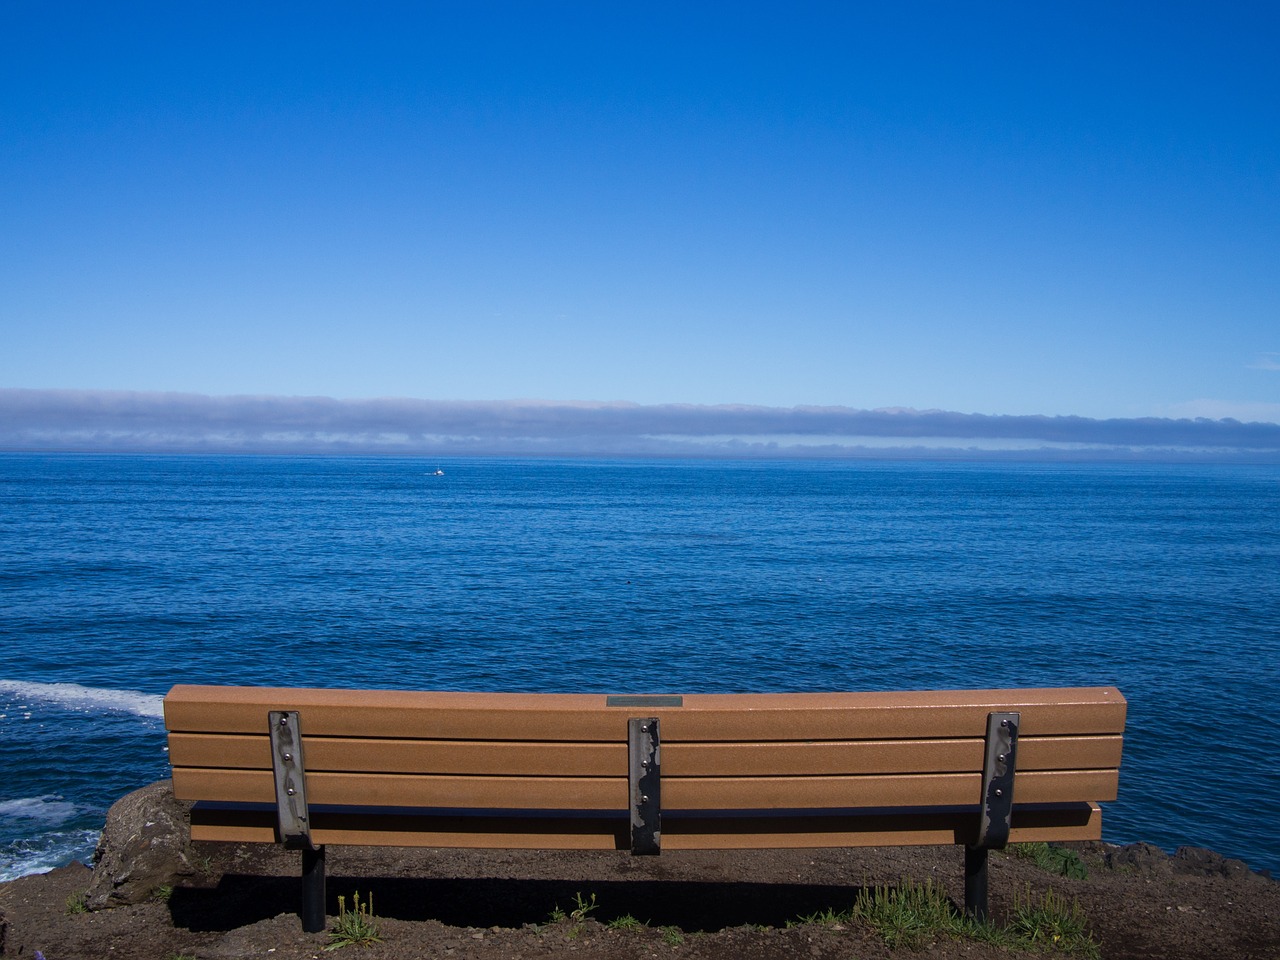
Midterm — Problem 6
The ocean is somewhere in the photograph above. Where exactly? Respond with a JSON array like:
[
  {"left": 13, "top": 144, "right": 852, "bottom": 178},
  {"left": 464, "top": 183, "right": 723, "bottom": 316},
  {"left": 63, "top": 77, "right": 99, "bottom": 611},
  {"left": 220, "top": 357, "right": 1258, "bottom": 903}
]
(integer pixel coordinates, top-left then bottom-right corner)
[{"left": 2, "top": 453, "right": 1277, "bottom": 880}]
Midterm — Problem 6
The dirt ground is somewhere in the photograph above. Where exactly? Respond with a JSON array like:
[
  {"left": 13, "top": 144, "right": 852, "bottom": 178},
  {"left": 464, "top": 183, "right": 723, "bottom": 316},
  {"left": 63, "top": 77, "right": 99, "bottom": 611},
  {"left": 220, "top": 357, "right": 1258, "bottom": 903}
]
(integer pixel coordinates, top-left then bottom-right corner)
[{"left": 2, "top": 838, "right": 1277, "bottom": 960}]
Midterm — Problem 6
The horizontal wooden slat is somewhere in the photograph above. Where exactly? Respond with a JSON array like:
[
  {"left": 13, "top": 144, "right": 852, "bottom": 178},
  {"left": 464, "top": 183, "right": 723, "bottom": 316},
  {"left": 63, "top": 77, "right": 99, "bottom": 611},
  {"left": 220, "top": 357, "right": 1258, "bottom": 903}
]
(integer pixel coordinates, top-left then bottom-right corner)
[
  {"left": 167, "top": 732, "right": 1123, "bottom": 777},
  {"left": 190, "top": 805, "right": 629, "bottom": 849},
  {"left": 189, "top": 803, "right": 1101, "bottom": 849},
  {"left": 669, "top": 736, "right": 1123, "bottom": 776},
  {"left": 164, "top": 685, "right": 1126, "bottom": 742},
  {"left": 172, "top": 766, "right": 1117, "bottom": 811}
]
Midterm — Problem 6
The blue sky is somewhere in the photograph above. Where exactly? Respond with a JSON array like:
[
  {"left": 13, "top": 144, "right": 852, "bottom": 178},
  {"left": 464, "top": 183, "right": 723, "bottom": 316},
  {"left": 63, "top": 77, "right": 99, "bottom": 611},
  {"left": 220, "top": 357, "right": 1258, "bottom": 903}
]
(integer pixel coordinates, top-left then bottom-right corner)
[{"left": 2, "top": 3, "right": 1279, "bottom": 455}]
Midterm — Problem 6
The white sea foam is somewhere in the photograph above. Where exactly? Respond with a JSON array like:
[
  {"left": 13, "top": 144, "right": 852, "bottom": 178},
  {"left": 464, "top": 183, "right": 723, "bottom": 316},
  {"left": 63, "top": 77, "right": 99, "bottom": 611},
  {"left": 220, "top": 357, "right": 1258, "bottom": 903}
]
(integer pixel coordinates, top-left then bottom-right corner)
[
  {"left": 0, "top": 828, "right": 100, "bottom": 882},
  {"left": 0, "top": 680, "right": 164, "bottom": 718},
  {"left": 0, "top": 795, "right": 82, "bottom": 825}
]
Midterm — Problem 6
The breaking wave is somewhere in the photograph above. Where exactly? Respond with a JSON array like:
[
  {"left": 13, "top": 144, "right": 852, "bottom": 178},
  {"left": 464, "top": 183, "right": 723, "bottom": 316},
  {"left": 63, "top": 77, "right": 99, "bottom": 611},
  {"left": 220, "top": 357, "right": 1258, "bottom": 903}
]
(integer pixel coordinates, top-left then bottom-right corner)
[
  {"left": 0, "top": 828, "right": 100, "bottom": 883},
  {"left": 0, "top": 795, "right": 82, "bottom": 825},
  {"left": 0, "top": 680, "right": 164, "bottom": 719}
]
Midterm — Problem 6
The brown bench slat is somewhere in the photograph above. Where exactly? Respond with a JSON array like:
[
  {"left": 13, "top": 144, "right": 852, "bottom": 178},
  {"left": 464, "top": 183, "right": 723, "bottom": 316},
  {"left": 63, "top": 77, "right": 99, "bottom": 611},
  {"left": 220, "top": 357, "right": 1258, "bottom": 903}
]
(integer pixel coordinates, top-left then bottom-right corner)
[
  {"left": 172, "top": 766, "right": 1117, "bottom": 811},
  {"left": 188, "top": 803, "right": 1102, "bottom": 850},
  {"left": 163, "top": 685, "right": 1126, "bottom": 741},
  {"left": 168, "top": 732, "right": 1123, "bottom": 777}
]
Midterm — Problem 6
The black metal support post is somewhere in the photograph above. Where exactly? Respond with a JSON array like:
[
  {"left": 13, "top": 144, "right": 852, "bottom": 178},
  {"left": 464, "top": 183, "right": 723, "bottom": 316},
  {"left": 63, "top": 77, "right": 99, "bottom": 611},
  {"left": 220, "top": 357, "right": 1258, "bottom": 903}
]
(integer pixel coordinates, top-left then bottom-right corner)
[
  {"left": 964, "top": 844, "right": 989, "bottom": 921},
  {"left": 628, "top": 717, "right": 661, "bottom": 854},
  {"left": 965, "top": 711, "right": 1020, "bottom": 921},
  {"left": 269, "top": 710, "right": 325, "bottom": 932},
  {"left": 301, "top": 844, "right": 327, "bottom": 933}
]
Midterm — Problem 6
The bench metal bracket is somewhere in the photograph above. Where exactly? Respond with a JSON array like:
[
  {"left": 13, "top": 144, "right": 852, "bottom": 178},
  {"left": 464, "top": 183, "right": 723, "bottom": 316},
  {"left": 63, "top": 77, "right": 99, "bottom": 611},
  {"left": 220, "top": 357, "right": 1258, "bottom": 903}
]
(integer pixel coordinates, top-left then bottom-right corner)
[
  {"left": 628, "top": 717, "right": 661, "bottom": 855},
  {"left": 270, "top": 710, "right": 326, "bottom": 932},
  {"left": 269, "top": 710, "right": 314, "bottom": 851},
  {"left": 966, "top": 710, "right": 1020, "bottom": 921},
  {"left": 975, "top": 711, "right": 1019, "bottom": 850}
]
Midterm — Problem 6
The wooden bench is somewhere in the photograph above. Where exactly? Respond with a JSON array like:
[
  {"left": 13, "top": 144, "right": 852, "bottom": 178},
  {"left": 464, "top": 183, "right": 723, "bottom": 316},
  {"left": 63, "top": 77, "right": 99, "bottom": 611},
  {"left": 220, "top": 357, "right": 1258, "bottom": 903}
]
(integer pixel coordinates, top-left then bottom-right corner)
[{"left": 163, "top": 684, "right": 1126, "bottom": 932}]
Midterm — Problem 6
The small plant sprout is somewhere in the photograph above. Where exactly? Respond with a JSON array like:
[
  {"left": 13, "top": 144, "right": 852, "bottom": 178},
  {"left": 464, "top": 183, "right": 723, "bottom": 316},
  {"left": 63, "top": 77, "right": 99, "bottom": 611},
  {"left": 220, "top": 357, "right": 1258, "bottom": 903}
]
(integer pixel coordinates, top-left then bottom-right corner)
[
  {"left": 549, "top": 891, "right": 600, "bottom": 938},
  {"left": 569, "top": 891, "right": 598, "bottom": 922},
  {"left": 325, "top": 890, "right": 382, "bottom": 950},
  {"left": 606, "top": 913, "right": 645, "bottom": 930},
  {"left": 795, "top": 906, "right": 855, "bottom": 926},
  {"left": 550, "top": 891, "right": 598, "bottom": 927}
]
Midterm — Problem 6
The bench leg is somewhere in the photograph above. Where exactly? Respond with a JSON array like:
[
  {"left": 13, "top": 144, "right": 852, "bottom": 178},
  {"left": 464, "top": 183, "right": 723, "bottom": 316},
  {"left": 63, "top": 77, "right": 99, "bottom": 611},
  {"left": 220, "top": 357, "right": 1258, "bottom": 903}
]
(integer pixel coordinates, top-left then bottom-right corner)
[
  {"left": 301, "top": 844, "right": 327, "bottom": 933},
  {"left": 964, "top": 845, "right": 989, "bottom": 922}
]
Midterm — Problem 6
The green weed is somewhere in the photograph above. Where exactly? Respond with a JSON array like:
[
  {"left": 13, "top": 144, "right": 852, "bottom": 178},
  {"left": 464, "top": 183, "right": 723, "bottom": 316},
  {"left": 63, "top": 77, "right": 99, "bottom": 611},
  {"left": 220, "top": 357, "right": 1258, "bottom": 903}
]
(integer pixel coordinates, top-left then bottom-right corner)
[
  {"left": 1012, "top": 842, "right": 1089, "bottom": 879},
  {"left": 606, "top": 913, "right": 645, "bottom": 930},
  {"left": 65, "top": 890, "right": 88, "bottom": 915},
  {"left": 548, "top": 891, "right": 599, "bottom": 924},
  {"left": 851, "top": 878, "right": 965, "bottom": 948},
  {"left": 795, "top": 905, "right": 855, "bottom": 926},
  {"left": 1009, "top": 887, "right": 1100, "bottom": 958},
  {"left": 549, "top": 891, "right": 599, "bottom": 938},
  {"left": 846, "top": 877, "right": 1097, "bottom": 956},
  {"left": 805, "top": 875, "right": 1097, "bottom": 956},
  {"left": 569, "top": 891, "right": 598, "bottom": 922},
  {"left": 325, "top": 891, "right": 382, "bottom": 950},
  {"left": 661, "top": 925, "right": 685, "bottom": 945}
]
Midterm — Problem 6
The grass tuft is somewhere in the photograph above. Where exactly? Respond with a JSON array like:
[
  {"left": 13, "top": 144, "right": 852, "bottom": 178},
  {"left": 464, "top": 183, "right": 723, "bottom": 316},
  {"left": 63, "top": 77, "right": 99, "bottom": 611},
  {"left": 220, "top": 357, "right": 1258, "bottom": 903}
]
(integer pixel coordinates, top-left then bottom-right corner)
[
  {"left": 1012, "top": 842, "right": 1089, "bottom": 879},
  {"left": 791, "top": 877, "right": 1099, "bottom": 957},
  {"left": 325, "top": 890, "right": 382, "bottom": 950},
  {"left": 795, "top": 905, "right": 855, "bottom": 926},
  {"left": 851, "top": 878, "right": 963, "bottom": 948},
  {"left": 606, "top": 913, "right": 645, "bottom": 930},
  {"left": 1009, "top": 886, "right": 1100, "bottom": 958},
  {"left": 65, "top": 890, "right": 88, "bottom": 915}
]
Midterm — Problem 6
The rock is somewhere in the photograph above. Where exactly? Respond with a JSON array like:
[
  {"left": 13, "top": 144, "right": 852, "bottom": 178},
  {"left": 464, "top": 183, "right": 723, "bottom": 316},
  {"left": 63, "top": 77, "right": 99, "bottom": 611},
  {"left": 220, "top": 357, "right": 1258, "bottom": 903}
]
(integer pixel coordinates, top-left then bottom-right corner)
[
  {"left": 1174, "top": 845, "right": 1257, "bottom": 880},
  {"left": 85, "top": 779, "right": 199, "bottom": 909},
  {"left": 1105, "top": 841, "right": 1174, "bottom": 875}
]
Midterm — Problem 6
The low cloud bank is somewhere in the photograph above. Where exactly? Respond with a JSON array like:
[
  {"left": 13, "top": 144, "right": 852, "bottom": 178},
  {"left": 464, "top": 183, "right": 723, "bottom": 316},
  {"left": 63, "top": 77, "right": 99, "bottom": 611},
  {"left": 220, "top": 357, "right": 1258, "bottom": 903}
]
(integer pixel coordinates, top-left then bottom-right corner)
[{"left": 2, "top": 389, "right": 1279, "bottom": 460}]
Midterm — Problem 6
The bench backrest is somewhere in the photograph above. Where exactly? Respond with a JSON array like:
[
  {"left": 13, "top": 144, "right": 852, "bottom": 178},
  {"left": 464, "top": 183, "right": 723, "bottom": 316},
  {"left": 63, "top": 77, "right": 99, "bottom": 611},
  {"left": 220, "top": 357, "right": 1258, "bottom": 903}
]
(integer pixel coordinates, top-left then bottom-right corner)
[{"left": 165, "top": 684, "right": 1124, "bottom": 849}]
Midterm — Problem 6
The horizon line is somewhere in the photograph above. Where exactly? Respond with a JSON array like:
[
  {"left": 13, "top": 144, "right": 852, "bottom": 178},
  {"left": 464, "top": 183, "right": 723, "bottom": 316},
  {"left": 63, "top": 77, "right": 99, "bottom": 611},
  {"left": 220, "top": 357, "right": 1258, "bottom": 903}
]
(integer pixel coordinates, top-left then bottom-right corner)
[{"left": 2, "top": 388, "right": 1279, "bottom": 462}]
